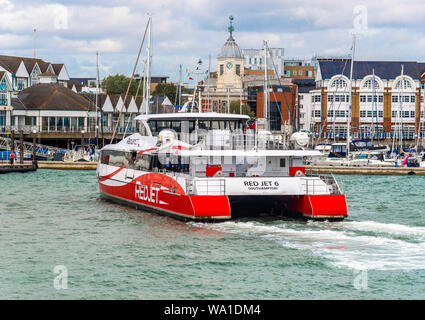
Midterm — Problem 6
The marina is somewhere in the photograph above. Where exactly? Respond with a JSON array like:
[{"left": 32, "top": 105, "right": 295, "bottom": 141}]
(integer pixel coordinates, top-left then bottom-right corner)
[{"left": 2, "top": 0, "right": 425, "bottom": 304}]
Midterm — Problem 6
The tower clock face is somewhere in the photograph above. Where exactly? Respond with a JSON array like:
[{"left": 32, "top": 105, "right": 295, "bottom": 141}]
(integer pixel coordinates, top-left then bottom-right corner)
[{"left": 226, "top": 62, "right": 233, "bottom": 69}]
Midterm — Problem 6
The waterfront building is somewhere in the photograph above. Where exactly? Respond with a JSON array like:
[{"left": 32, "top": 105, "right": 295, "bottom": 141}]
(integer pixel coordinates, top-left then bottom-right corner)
[
  {"left": 242, "top": 47, "right": 284, "bottom": 77},
  {"left": 11, "top": 83, "right": 98, "bottom": 134},
  {"left": 0, "top": 71, "right": 12, "bottom": 127},
  {"left": 283, "top": 58, "right": 316, "bottom": 79},
  {"left": 294, "top": 79, "right": 315, "bottom": 131},
  {"left": 0, "top": 55, "right": 70, "bottom": 91},
  {"left": 310, "top": 59, "right": 425, "bottom": 140}
]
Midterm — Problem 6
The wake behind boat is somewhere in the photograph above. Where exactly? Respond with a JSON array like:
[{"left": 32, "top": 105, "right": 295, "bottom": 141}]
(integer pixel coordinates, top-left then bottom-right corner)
[{"left": 97, "top": 112, "right": 348, "bottom": 221}]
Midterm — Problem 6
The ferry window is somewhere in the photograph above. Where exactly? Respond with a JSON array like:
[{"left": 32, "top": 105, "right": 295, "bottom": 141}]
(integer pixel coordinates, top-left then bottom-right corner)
[
  {"left": 198, "top": 120, "right": 211, "bottom": 130},
  {"left": 189, "top": 121, "right": 196, "bottom": 133},
  {"left": 280, "top": 158, "right": 286, "bottom": 167},
  {"left": 100, "top": 151, "right": 110, "bottom": 165},
  {"left": 211, "top": 121, "right": 220, "bottom": 129},
  {"left": 103, "top": 150, "right": 128, "bottom": 167},
  {"left": 148, "top": 120, "right": 157, "bottom": 134},
  {"left": 134, "top": 154, "right": 151, "bottom": 171},
  {"left": 171, "top": 121, "right": 181, "bottom": 132}
]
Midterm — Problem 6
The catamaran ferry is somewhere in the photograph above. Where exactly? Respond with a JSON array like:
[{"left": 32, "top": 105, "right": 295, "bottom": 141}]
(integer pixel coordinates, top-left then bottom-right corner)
[{"left": 97, "top": 112, "right": 347, "bottom": 221}]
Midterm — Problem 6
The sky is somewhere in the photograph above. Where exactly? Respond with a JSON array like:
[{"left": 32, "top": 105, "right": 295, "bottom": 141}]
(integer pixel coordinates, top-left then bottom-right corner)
[{"left": 2, "top": 0, "right": 425, "bottom": 83}]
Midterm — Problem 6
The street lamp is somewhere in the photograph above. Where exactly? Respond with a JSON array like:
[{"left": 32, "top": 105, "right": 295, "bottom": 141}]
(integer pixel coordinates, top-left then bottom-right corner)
[
  {"left": 81, "top": 130, "right": 85, "bottom": 152},
  {"left": 32, "top": 128, "right": 37, "bottom": 166}
]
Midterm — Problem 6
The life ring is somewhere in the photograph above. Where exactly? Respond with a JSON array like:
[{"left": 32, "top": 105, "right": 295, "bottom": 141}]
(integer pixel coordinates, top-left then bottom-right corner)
[{"left": 294, "top": 170, "right": 305, "bottom": 177}]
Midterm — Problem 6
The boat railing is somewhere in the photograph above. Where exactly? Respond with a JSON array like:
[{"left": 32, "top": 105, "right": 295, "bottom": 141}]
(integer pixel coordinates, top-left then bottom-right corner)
[
  {"left": 186, "top": 178, "right": 226, "bottom": 196},
  {"left": 178, "top": 132, "right": 288, "bottom": 151},
  {"left": 301, "top": 174, "right": 342, "bottom": 195}
]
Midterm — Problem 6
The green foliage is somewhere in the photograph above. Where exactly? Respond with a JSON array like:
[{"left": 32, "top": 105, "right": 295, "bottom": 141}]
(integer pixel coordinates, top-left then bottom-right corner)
[
  {"left": 229, "top": 101, "right": 255, "bottom": 119},
  {"left": 152, "top": 83, "right": 177, "bottom": 104},
  {"left": 102, "top": 74, "right": 142, "bottom": 96}
]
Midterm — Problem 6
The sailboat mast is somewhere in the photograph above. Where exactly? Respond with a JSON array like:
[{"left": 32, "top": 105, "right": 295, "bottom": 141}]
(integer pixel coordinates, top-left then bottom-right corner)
[
  {"left": 263, "top": 40, "right": 269, "bottom": 131},
  {"left": 145, "top": 16, "right": 152, "bottom": 114},
  {"left": 347, "top": 34, "right": 356, "bottom": 161},
  {"left": 373, "top": 68, "right": 379, "bottom": 146},
  {"left": 95, "top": 51, "right": 100, "bottom": 146}
]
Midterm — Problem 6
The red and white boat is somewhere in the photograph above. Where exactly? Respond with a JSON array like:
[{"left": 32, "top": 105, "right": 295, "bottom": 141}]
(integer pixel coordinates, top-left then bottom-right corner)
[{"left": 97, "top": 112, "right": 347, "bottom": 221}]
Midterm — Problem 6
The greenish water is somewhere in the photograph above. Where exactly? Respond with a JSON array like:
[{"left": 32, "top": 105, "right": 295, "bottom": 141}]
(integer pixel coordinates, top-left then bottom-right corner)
[{"left": 1, "top": 170, "right": 425, "bottom": 299}]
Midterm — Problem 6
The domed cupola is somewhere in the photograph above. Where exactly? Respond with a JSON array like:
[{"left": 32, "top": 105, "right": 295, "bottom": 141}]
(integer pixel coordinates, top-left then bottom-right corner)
[
  {"left": 218, "top": 16, "right": 243, "bottom": 59},
  {"left": 216, "top": 16, "right": 244, "bottom": 90}
]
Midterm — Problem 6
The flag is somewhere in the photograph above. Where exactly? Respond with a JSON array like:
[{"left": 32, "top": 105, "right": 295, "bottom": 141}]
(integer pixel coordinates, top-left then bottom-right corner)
[
  {"left": 189, "top": 77, "right": 194, "bottom": 80},
  {"left": 245, "top": 121, "right": 256, "bottom": 131}
]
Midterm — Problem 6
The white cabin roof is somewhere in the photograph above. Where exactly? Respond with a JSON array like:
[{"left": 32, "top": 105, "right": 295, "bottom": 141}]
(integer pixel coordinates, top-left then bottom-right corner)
[
  {"left": 178, "top": 149, "right": 323, "bottom": 157},
  {"left": 135, "top": 112, "right": 250, "bottom": 122}
]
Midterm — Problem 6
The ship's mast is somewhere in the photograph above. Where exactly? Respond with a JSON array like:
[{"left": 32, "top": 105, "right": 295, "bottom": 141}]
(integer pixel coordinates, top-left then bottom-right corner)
[
  {"left": 95, "top": 51, "right": 100, "bottom": 147},
  {"left": 145, "top": 16, "right": 152, "bottom": 114},
  {"left": 347, "top": 34, "right": 356, "bottom": 162},
  {"left": 263, "top": 40, "right": 269, "bottom": 131}
]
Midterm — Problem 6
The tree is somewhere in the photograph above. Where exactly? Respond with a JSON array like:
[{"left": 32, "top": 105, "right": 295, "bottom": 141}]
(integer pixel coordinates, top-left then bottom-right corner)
[
  {"left": 152, "top": 83, "right": 177, "bottom": 104},
  {"left": 102, "top": 74, "right": 142, "bottom": 96},
  {"left": 229, "top": 100, "right": 255, "bottom": 119}
]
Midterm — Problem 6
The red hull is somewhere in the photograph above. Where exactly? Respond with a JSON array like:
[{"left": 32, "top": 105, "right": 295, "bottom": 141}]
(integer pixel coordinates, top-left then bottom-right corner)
[{"left": 98, "top": 172, "right": 347, "bottom": 220}]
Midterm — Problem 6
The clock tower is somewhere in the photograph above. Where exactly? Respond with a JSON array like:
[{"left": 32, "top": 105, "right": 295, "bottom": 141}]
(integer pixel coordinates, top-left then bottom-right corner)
[{"left": 216, "top": 16, "right": 244, "bottom": 89}]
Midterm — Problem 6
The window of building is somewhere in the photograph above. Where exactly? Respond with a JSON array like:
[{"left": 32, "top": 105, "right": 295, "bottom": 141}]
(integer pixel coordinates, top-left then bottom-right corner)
[
  {"left": 254, "top": 58, "right": 257, "bottom": 64},
  {"left": 367, "top": 95, "right": 372, "bottom": 102},
  {"left": 308, "top": 71, "right": 312, "bottom": 77},
  {"left": 360, "top": 95, "right": 366, "bottom": 103},
  {"left": 328, "top": 110, "right": 334, "bottom": 117},
  {"left": 411, "top": 111, "right": 415, "bottom": 118},
  {"left": 404, "top": 96, "right": 410, "bottom": 103},
  {"left": 313, "top": 95, "right": 321, "bottom": 102},
  {"left": 363, "top": 79, "right": 380, "bottom": 90},
  {"left": 395, "top": 79, "right": 413, "bottom": 90},
  {"left": 0, "top": 92, "right": 8, "bottom": 106},
  {"left": 328, "top": 95, "right": 334, "bottom": 102},
  {"left": 367, "top": 111, "right": 372, "bottom": 117},
  {"left": 379, "top": 95, "right": 383, "bottom": 103},
  {"left": 220, "top": 64, "right": 224, "bottom": 75},
  {"left": 410, "top": 96, "right": 415, "bottom": 103},
  {"left": 379, "top": 111, "right": 383, "bottom": 117},
  {"left": 314, "top": 110, "right": 321, "bottom": 117},
  {"left": 299, "top": 70, "right": 303, "bottom": 75},
  {"left": 293, "top": 70, "right": 297, "bottom": 76},
  {"left": 259, "top": 58, "right": 262, "bottom": 65},
  {"left": 360, "top": 110, "right": 366, "bottom": 118},
  {"left": 330, "top": 78, "right": 347, "bottom": 89},
  {"left": 392, "top": 95, "right": 398, "bottom": 103},
  {"left": 392, "top": 111, "right": 397, "bottom": 117},
  {"left": 236, "top": 64, "right": 240, "bottom": 76}
]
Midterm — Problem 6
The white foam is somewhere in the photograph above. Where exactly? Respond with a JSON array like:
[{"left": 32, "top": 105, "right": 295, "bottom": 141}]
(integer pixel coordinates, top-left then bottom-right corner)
[{"left": 192, "top": 221, "right": 425, "bottom": 271}]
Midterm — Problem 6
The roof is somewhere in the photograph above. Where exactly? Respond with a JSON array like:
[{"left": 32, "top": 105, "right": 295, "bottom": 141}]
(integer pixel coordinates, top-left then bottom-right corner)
[
  {"left": 0, "top": 56, "right": 22, "bottom": 73},
  {"left": 135, "top": 112, "right": 250, "bottom": 121},
  {"left": 319, "top": 60, "right": 425, "bottom": 80},
  {"left": 218, "top": 35, "right": 243, "bottom": 59},
  {"left": 39, "top": 71, "right": 57, "bottom": 77},
  {"left": 69, "top": 80, "right": 83, "bottom": 92},
  {"left": 0, "top": 55, "right": 56, "bottom": 74},
  {"left": 13, "top": 83, "right": 94, "bottom": 111},
  {"left": 52, "top": 64, "right": 64, "bottom": 75}
]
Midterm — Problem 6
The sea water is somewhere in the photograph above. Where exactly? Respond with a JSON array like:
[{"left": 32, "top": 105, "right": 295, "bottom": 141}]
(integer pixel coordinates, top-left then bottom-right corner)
[{"left": 0, "top": 170, "right": 424, "bottom": 299}]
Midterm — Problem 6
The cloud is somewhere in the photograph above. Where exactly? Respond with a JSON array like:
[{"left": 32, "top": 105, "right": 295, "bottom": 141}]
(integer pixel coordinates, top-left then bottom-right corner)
[
  {"left": 53, "top": 37, "right": 125, "bottom": 53},
  {"left": 1, "top": 0, "right": 425, "bottom": 81}
]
